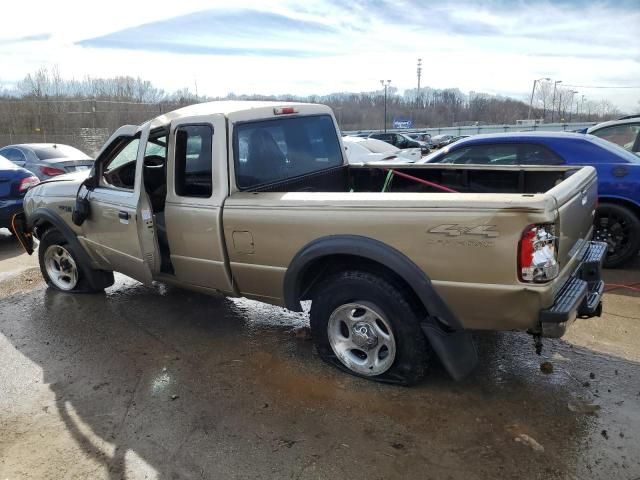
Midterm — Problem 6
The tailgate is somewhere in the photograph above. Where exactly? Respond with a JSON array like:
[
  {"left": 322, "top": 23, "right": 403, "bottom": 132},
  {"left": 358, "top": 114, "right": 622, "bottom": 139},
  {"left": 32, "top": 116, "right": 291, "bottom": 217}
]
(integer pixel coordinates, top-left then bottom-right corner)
[{"left": 548, "top": 166, "right": 598, "bottom": 271}]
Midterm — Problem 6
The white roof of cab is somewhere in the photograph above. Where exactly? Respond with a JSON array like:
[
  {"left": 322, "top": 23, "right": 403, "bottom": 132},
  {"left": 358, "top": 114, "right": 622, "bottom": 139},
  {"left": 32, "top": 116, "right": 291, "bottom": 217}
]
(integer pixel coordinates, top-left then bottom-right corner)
[{"left": 149, "top": 100, "right": 316, "bottom": 128}]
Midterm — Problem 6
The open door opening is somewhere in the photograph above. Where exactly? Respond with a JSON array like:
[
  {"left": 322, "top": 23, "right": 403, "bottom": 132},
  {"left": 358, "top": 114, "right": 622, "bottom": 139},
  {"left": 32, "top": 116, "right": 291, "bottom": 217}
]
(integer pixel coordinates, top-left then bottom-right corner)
[{"left": 142, "top": 130, "right": 174, "bottom": 275}]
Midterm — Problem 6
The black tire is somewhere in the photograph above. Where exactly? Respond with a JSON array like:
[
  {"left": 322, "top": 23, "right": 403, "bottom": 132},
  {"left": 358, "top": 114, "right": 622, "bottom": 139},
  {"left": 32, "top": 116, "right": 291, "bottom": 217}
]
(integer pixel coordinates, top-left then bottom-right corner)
[
  {"left": 594, "top": 203, "right": 640, "bottom": 268},
  {"left": 309, "top": 270, "right": 431, "bottom": 385},
  {"left": 38, "top": 228, "right": 111, "bottom": 293}
]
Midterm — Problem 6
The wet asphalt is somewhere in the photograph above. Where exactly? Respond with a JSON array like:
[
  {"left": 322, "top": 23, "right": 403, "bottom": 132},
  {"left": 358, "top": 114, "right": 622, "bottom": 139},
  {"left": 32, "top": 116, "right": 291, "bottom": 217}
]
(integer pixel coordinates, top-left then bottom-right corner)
[{"left": 0, "top": 230, "right": 639, "bottom": 480}]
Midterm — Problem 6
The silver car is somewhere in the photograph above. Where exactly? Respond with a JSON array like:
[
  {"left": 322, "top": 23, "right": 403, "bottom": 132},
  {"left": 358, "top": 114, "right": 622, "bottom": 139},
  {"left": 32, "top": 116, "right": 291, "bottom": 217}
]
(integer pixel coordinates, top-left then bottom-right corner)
[{"left": 0, "top": 143, "right": 94, "bottom": 180}]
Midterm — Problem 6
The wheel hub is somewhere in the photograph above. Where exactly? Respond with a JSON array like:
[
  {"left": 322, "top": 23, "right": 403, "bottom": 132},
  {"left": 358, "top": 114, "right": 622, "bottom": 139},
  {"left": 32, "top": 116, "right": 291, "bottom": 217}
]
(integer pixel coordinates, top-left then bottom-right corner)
[
  {"left": 351, "top": 321, "right": 378, "bottom": 350},
  {"left": 326, "top": 302, "right": 396, "bottom": 376},
  {"left": 43, "top": 244, "right": 78, "bottom": 291}
]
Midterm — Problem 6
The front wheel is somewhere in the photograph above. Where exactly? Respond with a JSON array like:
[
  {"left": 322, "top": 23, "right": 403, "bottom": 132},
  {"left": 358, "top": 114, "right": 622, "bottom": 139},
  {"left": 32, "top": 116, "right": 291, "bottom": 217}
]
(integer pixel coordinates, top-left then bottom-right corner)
[
  {"left": 310, "top": 270, "right": 431, "bottom": 385},
  {"left": 594, "top": 203, "right": 640, "bottom": 268},
  {"left": 38, "top": 229, "right": 110, "bottom": 293}
]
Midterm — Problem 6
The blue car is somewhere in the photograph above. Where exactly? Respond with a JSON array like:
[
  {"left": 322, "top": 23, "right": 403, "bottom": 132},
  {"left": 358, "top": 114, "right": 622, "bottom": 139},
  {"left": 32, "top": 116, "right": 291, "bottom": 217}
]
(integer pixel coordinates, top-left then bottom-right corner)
[
  {"left": 421, "top": 132, "right": 640, "bottom": 267},
  {"left": 0, "top": 154, "right": 40, "bottom": 231}
]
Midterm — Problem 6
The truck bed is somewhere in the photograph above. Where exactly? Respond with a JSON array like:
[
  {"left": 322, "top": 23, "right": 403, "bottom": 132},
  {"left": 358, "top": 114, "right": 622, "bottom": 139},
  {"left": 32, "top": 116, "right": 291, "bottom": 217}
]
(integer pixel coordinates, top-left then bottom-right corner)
[{"left": 246, "top": 163, "right": 576, "bottom": 195}]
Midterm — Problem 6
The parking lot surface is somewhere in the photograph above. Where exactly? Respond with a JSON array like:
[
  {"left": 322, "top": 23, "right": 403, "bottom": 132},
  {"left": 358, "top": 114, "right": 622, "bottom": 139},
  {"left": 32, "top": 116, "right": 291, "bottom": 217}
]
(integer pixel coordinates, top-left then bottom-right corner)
[{"left": 0, "top": 229, "right": 639, "bottom": 479}]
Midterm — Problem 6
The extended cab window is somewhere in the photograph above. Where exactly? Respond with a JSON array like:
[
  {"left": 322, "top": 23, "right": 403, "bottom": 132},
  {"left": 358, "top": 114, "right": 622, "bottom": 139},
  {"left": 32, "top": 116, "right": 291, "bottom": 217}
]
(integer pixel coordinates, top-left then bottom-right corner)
[
  {"left": 234, "top": 115, "right": 342, "bottom": 190},
  {"left": 175, "top": 125, "right": 213, "bottom": 197},
  {"left": 102, "top": 137, "right": 140, "bottom": 190}
]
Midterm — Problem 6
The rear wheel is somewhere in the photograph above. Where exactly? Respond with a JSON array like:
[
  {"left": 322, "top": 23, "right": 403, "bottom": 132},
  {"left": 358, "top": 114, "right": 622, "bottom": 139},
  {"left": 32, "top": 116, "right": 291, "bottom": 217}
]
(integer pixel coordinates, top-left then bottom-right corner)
[
  {"left": 310, "top": 270, "right": 431, "bottom": 385},
  {"left": 594, "top": 203, "right": 640, "bottom": 268},
  {"left": 38, "top": 229, "right": 111, "bottom": 293}
]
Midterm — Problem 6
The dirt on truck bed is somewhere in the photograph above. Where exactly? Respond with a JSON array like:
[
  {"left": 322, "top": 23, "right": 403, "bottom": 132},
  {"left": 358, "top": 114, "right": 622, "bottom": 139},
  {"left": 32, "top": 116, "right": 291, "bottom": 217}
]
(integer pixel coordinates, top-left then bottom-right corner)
[{"left": 0, "top": 236, "right": 639, "bottom": 479}]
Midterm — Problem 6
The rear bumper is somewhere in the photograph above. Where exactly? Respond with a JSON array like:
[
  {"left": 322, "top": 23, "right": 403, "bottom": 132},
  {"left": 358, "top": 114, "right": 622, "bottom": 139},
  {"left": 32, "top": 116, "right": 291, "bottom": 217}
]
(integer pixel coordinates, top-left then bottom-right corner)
[{"left": 539, "top": 241, "right": 607, "bottom": 338}]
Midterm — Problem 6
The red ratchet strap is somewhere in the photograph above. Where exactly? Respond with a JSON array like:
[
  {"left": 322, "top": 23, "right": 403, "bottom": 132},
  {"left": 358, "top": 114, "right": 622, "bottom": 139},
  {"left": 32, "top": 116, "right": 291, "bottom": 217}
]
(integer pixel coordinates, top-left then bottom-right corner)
[{"left": 383, "top": 168, "right": 459, "bottom": 193}]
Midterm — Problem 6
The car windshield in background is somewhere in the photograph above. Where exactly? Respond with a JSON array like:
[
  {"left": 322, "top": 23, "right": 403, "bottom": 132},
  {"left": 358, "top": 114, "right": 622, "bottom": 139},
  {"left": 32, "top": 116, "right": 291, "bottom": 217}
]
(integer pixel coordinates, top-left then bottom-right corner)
[
  {"left": 234, "top": 115, "right": 343, "bottom": 189},
  {"left": 32, "top": 145, "right": 91, "bottom": 160},
  {"left": 588, "top": 135, "right": 640, "bottom": 163}
]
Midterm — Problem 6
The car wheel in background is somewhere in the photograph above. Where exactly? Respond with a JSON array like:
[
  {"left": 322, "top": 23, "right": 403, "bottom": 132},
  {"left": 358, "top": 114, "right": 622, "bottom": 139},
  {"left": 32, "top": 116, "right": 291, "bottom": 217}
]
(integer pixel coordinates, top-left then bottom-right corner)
[{"left": 594, "top": 203, "right": 640, "bottom": 268}]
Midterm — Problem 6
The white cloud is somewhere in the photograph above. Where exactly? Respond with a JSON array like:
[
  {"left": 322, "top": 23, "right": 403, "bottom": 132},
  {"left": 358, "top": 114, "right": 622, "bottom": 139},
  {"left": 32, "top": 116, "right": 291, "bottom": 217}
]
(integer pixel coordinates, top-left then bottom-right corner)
[{"left": 0, "top": 0, "right": 638, "bottom": 111}]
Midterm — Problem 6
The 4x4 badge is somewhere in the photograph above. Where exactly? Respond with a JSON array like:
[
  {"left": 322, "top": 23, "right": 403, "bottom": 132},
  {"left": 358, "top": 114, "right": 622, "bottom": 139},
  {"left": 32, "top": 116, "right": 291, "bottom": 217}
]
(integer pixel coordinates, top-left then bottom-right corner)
[{"left": 428, "top": 224, "right": 499, "bottom": 238}]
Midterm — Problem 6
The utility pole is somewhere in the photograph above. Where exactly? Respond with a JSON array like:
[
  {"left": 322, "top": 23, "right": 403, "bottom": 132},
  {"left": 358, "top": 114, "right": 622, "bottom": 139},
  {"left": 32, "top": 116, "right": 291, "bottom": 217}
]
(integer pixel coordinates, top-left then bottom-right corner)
[
  {"left": 528, "top": 77, "right": 550, "bottom": 120},
  {"left": 416, "top": 58, "right": 422, "bottom": 107},
  {"left": 380, "top": 79, "right": 391, "bottom": 132},
  {"left": 551, "top": 80, "right": 562, "bottom": 123}
]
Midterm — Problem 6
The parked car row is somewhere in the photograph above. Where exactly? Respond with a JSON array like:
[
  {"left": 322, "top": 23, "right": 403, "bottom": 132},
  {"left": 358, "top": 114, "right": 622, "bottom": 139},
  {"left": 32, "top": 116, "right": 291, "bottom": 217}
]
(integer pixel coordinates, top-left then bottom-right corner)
[
  {"left": 0, "top": 143, "right": 93, "bottom": 180},
  {"left": 416, "top": 132, "right": 640, "bottom": 267}
]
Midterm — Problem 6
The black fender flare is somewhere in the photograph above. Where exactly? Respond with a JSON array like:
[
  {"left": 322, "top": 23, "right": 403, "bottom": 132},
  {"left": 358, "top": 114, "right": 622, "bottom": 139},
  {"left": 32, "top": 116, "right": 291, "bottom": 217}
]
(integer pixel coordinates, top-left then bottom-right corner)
[
  {"left": 283, "top": 235, "right": 477, "bottom": 380},
  {"left": 28, "top": 208, "right": 112, "bottom": 291},
  {"left": 284, "top": 235, "right": 460, "bottom": 327}
]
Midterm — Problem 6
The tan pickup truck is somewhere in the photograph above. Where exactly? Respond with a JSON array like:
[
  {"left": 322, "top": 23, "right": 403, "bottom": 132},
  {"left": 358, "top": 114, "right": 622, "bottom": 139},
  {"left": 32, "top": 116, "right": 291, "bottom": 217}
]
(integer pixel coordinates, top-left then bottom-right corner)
[{"left": 14, "top": 101, "right": 606, "bottom": 384}]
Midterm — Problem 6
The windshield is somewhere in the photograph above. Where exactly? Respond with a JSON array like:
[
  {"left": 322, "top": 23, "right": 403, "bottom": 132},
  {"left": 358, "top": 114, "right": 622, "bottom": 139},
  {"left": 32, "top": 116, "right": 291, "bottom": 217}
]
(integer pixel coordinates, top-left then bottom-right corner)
[
  {"left": 417, "top": 148, "right": 448, "bottom": 163},
  {"left": 32, "top": 145, "right": 91, "bottom": 160},
  {"left": 588, "top": 135, "right": 640, "bottom": 163}
]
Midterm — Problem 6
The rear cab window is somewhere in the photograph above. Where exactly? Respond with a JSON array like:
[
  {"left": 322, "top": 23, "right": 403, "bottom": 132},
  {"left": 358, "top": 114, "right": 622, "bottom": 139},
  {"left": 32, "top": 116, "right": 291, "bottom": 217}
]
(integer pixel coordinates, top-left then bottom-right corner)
[{"left": 234, "top": 115, "right": 343, "bottom": 190}]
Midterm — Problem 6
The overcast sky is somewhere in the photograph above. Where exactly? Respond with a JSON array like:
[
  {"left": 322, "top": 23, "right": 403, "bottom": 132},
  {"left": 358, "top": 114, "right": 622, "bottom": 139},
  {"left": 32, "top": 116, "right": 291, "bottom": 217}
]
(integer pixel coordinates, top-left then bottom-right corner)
[{"left": 1, "top": 0, "right": 638, "bottom": 111}]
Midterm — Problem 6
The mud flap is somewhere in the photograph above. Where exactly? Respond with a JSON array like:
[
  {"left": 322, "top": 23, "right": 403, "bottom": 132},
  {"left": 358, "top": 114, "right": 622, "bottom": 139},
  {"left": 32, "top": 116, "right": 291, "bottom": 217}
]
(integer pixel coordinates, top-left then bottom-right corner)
[
  {"left": 10, "top": 213, "right": 34, "bottom": 255},
  {"left": 421, "top": 320, "right": 478, "bottom": 381}
]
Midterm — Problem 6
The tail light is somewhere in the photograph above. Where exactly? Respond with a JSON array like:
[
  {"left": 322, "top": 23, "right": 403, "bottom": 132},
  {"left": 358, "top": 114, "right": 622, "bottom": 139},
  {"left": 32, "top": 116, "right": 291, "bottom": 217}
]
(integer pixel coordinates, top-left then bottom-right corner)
[
  {"left": 18, "top": 176, "right": 40, "bottom": 193},
  {"left": 518, "top": 223, "right": 559, "bottom": 283},
  {"left": 40, "top": 166, "right": 66, "bottom": 176}
]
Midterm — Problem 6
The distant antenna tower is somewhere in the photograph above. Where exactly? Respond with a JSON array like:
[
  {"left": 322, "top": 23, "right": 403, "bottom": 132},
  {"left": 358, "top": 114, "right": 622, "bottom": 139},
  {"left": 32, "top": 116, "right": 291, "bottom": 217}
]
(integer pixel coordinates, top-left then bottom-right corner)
[{"left": 416, "top": 58, "right": 422, "bottom": 105}]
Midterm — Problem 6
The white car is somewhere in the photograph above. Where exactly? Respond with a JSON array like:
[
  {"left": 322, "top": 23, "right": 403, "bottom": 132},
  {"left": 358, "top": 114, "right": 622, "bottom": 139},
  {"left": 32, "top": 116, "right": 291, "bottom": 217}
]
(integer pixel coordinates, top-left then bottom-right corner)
[
  {"left": 586, "top": 115, "right": 640, "bottom": 154},
  {"left": 342, "top": 136, "right": 422, "bottom": 163}
]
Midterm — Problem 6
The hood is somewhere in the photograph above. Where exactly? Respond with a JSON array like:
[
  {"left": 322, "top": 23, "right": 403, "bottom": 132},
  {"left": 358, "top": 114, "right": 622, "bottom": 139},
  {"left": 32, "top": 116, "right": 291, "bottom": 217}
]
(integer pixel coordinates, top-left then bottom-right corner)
[{"left": 28, "top": 169, "right": 90, "bottom": 198}]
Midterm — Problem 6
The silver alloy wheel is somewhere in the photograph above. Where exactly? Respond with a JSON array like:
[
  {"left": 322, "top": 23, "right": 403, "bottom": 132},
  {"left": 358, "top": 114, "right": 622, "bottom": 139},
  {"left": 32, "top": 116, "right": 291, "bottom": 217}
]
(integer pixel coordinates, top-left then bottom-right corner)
[
  {"left": 327, "top": 302, "right": 396, "bottom": 376},
  {"left": 43, "top": 244, "right": 78, "bottom": 291}
]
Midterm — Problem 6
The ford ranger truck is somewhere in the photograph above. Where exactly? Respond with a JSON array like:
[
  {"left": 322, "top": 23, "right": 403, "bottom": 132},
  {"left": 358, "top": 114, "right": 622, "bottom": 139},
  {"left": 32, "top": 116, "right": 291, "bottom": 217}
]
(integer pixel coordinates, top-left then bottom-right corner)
[{"left": 13, "top": 101, "right": 606, "bottom": 385}]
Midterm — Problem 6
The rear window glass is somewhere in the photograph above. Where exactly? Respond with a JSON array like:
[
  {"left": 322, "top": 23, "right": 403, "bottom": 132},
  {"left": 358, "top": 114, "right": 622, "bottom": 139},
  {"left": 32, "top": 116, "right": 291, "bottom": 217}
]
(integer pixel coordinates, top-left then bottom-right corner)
[
  {"left": 32, "top": 145, "right": 91, "bottom": 160},
  {"left": 234, "top": 115, "right": 343, "bottom": 190},
  {"left": 588, "top": 135, "right": 640, "bottom": 164}
]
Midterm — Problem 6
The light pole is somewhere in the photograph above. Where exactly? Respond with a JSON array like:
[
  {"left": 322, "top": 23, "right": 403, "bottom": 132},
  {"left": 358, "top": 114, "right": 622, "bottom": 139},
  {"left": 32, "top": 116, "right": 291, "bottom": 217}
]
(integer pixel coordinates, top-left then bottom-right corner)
[
  {"left": 551, "top": 80, "right": 562, "bottom": 123},
  {"left": 416, "top": 59, "right": 422, "bottom": 107},
  {"left": 580, "top": 95, "right": 586, "bottom": 120},
  {"left": 568, "top": 90, "right": 578, "bottom": 122},
  {"left": 527, "top": 77, "right": 550, "bottom": 120},
  {"left": 380, "top": 79, "right": 391, "bottom": 132}
]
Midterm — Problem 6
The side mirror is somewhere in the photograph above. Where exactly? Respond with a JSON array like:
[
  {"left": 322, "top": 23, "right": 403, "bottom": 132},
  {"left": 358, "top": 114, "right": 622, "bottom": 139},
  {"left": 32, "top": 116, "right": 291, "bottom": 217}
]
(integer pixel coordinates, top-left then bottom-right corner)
[{"left": 72, "top": 183, "right": 92, "bottom": 226}]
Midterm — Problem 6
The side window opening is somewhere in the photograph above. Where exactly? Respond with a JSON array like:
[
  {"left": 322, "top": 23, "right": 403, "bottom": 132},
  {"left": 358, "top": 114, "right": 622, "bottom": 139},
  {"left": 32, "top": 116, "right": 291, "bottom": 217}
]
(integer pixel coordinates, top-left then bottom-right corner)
[
  {"left": 101, "top": 137, "right": 140, "bottom": 190},
  {"left": 143, "top": 133, "right": 168, "bottom": 213},
  {"left": 175, "top": 125, "right": 213, "bottom": 198}
]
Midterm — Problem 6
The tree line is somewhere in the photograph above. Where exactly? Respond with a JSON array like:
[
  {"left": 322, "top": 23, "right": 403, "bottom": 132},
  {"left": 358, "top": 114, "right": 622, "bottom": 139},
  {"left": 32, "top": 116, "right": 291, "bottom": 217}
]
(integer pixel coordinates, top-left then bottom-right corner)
[{"left": 0, "top": 67, "right": 622, "bottom": 155}]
